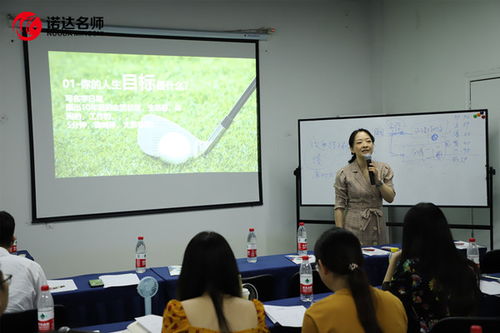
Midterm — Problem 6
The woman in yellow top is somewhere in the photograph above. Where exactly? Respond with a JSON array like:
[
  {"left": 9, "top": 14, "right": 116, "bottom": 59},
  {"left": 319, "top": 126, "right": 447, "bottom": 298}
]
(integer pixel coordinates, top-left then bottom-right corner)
[
  {"left": 302, "top": 227, "right": 407, "bottom": 333},
  {"left": 162, "top": 231, "right": 268, "bottom": 333}
]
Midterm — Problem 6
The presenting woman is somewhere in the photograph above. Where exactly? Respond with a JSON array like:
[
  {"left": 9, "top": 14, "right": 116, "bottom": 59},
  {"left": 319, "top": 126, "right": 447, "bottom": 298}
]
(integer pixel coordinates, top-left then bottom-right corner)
[{"left": 334, "top": 128, "right": 395, "bottom": 246}]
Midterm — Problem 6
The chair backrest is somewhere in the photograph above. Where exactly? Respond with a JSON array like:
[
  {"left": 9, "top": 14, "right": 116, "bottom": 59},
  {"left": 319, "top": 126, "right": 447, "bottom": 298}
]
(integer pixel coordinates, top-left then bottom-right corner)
[
  {"left": 429, "top": 316, "right": 500, "bottom": 333},
  {"left": 241, "top": 274, "right": 275, "bottom": 301},
  {"left": 287, "top": 270, "right": 330, "bottom": 298},
  {"left": 480, "top": 249, "right": 500, "bottom": 274},
  {"left": 0, "top": 304, "right": 67, "bottom": 333}
]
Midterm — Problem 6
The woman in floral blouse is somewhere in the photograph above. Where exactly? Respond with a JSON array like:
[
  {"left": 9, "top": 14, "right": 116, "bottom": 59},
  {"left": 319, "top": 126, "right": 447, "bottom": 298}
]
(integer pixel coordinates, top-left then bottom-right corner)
[{"left": 382, "top": 203, "right": 480, "bottom": 333}]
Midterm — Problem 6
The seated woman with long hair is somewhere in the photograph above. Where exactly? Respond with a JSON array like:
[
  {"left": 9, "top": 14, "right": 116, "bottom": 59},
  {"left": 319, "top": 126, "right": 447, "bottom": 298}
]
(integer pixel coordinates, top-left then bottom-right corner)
[
  {"left": 162, "top": 231, "right": 268, "bottom": 333},
  {"left": 383, "top": 202, "right": 481, "bottom": 333},
  {"left": 302, "top": 227, "right": 407, "bottom": 333}
]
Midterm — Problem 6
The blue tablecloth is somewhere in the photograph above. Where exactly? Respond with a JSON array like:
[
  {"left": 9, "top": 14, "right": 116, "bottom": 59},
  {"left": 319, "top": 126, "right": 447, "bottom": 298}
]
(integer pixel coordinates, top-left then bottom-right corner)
[
  {"left": 151, "top": 253, "right": 301, "bottom": 301},
  {"left": 52, "top": 269, "right": 166, "bottom": 327},
  {"left": 16, "top": 249, "right": 34, "bottom": 261},
  {"left": 264, "top": 292, "right": 331, "bottom": 330},
  {"left": 151, "top": 250, "right": 390, "bottom": 301},
  {"left": 77, "top": 320, "right": 131, "bottom": 332},
  {"left": 54, "top": 244, "right": 490, "bottom": 329},
  {"left": 76, "top": 293, "right": 333, "bottom": 332},
  {"left": 78, "top": 273, "right": 500, "bottom": 333}
]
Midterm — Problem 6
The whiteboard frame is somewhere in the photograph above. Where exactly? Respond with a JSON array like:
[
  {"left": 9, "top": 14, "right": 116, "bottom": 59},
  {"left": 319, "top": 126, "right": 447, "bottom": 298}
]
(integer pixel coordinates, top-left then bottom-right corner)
[{"left": 298, "top": 109, "right": 490, "bottom": 208}]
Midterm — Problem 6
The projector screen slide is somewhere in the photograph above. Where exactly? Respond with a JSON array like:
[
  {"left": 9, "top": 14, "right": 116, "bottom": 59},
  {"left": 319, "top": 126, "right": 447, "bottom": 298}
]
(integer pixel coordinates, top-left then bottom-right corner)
[{"left": 26, "top": 33, "right": 262, "bottom": 221}]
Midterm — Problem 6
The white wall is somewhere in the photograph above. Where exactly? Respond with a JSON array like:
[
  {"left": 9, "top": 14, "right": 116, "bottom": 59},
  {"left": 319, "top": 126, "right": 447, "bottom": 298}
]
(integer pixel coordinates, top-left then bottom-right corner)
[
  {"left": 375, "top": 0, "right": 500, "bottom": 248},
  {"left": 0, "top": 0, "right": 374, "bottom": 278}
]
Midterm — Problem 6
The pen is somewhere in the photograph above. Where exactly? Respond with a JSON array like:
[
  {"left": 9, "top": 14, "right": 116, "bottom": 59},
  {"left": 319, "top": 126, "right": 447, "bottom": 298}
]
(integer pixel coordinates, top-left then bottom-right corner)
[{"left": 363, "top": 248, "right": 375, "bottom": 251}]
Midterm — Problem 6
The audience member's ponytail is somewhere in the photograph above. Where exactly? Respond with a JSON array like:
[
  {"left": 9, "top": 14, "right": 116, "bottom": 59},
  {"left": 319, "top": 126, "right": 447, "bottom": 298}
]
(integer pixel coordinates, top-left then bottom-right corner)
[
  {"left": 348, "top": 265, "right": 382, "bottom": 333},
  {"left": 315, "top": 227, "right": 382, "bottom": 333}
]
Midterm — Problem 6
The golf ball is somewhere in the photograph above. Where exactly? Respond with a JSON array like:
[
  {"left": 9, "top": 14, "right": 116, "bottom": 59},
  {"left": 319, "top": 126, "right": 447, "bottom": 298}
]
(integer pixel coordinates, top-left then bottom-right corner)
[{"left": 158, "top": 132, "right": 192, "bottom": 164}]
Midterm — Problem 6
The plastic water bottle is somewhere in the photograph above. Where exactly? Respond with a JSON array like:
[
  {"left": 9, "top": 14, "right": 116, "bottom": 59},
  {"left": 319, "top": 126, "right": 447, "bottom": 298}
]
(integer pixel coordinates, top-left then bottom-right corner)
[
  {"left": 135, "top": 236, "right": 147, "bottom": 273},
  {"left": 297, "top": 222, "right": 307, "bottom": 256},
  {"left": 247, "top": 228, "right": 257, "bottom": 263},
  {"left": 467, "top": 237, "right": 480, "bottom": 267},
  {"left": 37, "top": 285, "right": 54, "bottom": 333},
  {"left": 9, "top": 239, "right": 17, "bottom": 254},
  {"left": 300, "top": 255, "right": 313, "bottom": 302}
]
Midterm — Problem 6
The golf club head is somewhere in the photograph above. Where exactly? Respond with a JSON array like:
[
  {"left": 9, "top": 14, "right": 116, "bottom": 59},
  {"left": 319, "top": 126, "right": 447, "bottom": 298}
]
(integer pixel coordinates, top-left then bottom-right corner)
[{"left": 137, "top": 114, "right": 207, "bottom": 164}]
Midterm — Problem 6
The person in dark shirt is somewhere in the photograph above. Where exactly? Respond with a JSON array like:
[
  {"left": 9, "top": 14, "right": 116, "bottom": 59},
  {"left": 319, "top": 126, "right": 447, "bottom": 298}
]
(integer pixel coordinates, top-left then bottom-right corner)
[{"left": 383, "top": 202, "right": 481, "bottom": 333}]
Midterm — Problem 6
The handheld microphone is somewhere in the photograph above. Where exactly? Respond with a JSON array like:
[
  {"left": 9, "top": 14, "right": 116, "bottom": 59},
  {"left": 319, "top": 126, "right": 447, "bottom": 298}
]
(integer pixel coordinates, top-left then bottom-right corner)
[{"left": 363, "top": 154, "right": 376, "bottom": 185}]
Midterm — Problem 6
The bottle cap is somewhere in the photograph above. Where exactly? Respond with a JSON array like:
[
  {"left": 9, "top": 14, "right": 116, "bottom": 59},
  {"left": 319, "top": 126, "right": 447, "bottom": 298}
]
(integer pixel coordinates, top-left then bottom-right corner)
[
  {"left": 301, "top": 255, "right": 309, "bottom": 260},
  {"left": 470, "top": 325, "right": 482, "bottom": 333},
  {"left": 41, "top": 285, "right": 49, "bottom": 291},
  {"left": 299, "top": 222, "right": 304, "bottom": 226},
  {"left": 469, "top": 237, "right": 476, "bottom": 242},
  {"left": 249, "top": 228, "right": 254, "bottom": 232},
  {"left": 138, "top": 236, "right": 144, "bottom": 240}
]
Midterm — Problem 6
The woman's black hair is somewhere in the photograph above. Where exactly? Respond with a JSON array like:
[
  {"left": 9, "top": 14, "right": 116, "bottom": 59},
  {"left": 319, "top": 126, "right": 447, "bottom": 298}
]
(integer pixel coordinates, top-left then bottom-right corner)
[
  {"left": 0, "top": 211, "right": 15, "bottom": 248},
  {"left": 315, "top": 227, "right": 382, "bottom": 333},
  {"left": 176, "top": 231, "right": 241, "bottom": 333},
  {"left": 401, "top": 202, "right": 480, "bottom": 315},
  {"left": 347, "top": 128, "right": 375, "bottom": 163}
]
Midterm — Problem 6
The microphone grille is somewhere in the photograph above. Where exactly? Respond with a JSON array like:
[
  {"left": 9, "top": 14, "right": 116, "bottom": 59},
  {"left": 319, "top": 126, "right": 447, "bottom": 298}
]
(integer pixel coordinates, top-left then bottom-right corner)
[{"left": 363, "top": 154, "right": 372, "bottom": 160}]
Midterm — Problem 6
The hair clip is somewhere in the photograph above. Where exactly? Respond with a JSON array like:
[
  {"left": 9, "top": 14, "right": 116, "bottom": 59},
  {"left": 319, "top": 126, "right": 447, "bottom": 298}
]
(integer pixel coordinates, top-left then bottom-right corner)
[{"left": 349, "top": 263, "right": 358, "bottom": 271}]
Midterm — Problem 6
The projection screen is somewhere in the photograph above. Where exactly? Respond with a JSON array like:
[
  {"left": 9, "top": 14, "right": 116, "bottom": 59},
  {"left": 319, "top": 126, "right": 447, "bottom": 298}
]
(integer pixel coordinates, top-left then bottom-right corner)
[{"left": 25, "top": 32, "right": 262, "bottom": 222}]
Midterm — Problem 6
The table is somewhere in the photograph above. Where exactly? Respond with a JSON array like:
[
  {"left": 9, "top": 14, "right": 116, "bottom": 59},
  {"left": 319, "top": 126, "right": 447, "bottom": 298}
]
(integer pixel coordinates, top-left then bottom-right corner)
[
  {"left": 77, "top": 320, "right": 131, "bottom": 332},
  {"left": 16, "top": 249, "right": 34, "bottom": 261},
  {"left": 151, "top": 253, "right": 300, "bottom": 301},
  {"left": 151, "top": 250, "right": 391, "bottom": 300},
  {"left": 479, "top": 272, "right": 500, "bottom": 317},
  {"left": 264, "top": 292, "right": 331, "bottom": 332},
  {"left": 56, "top": 243, "right": 489, "bottom": 328},
  {"left": 78, "top": 274, "right": 500, "bottom": 333},
  {"left": 76, "top": 294, "right": 333, "bottom": 333},
  {"left": 52, "top": 269, "right": 166, "bottom": 327}
]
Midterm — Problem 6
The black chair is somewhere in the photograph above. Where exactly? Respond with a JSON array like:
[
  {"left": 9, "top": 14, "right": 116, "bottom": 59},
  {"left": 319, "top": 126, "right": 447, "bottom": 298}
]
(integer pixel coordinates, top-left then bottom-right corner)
[
  {"left": 429, "top": 316, "right": 500, "bottom": 333},
  {"left": 480, "top": 250, "right": 500, "bottom": 274},
  {"left": 0, "top": 304, "right": 67, "bottom": 333},
  {"left": 287, "top": 271, "right": 330, "bottom": 298},
  {"left": 241, "top": 274, "right": 275, "bottom": 301}
]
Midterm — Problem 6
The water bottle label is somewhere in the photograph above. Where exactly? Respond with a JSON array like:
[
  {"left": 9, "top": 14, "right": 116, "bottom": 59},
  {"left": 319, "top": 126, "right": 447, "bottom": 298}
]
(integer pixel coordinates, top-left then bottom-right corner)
[
  {"left": 300, "top": 274, "right": 313, "bottom": 295},
  {"left": 469, "top": 256, "right": 480, "bottom": 265},
  {"left": 38, "top": 310, "right": 54, "bottom": 332},
  {"left": 136, "top": 253, "right": 146, "bottom": 268},
  {"left": 247, "top": 249, "right": 257, "bottom": 258},
  {"left": 298, "top": 241, "right": 307, "bottom": 251}
]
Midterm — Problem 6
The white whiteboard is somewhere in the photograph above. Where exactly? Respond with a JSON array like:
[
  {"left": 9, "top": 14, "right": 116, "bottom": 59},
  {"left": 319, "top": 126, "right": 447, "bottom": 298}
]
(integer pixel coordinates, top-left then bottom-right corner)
[{"left": 299, "top": 110, "right": 489, "bottom": 207}]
